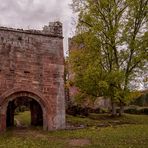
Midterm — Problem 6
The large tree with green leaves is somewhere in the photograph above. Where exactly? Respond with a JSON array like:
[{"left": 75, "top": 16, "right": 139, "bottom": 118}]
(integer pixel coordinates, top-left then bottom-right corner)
[{"left": 69, "top": 0, "right": 148, "bottom": 115}]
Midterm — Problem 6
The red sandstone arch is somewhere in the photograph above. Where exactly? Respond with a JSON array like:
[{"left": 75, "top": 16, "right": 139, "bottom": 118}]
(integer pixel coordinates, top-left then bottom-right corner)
[
  {"left": 0, "top": 87, "right": 47, "bottom": 106},
  {"left": 0, "top": 87, "right": 49, "bottom": 131}
]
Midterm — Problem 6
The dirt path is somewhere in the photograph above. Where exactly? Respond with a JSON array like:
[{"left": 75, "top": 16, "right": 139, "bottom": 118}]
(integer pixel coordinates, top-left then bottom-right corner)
[
  {"left": 14, "top": 118, "right": 27, "bottom": 128},
  {"left": 68, "top": 139, "right": 91, "bottom": 147},
  {"left": 14, "top": 118, "right": 22, "bottom": 127}
]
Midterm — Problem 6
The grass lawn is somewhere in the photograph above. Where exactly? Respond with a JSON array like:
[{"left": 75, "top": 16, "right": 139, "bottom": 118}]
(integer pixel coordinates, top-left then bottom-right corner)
[
  {"left": 0, "top": 112, "right": 148, "bottom": 148},
  {"left": 14, "top": 111, "right": 31, "bottom": 126}
]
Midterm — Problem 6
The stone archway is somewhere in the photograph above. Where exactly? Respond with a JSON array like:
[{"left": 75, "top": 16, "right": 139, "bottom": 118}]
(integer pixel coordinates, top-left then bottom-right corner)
[
  {"left": 0, "top": 89, "right": 48, "bottom": 132},
  {"left": 6, "top": 97, "right": 43, "bottom": 128}
]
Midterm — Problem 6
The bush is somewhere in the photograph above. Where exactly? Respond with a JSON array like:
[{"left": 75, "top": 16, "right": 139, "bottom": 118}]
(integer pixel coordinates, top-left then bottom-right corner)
[
  {"left": 67, "top": 103, "right": 112, "bottom": 116},
  {"left": 93, "top": 108, "right": 101, "bottom": 113},
  {"left": 66, "top": 105, "right": 89, "bottom": 116},
  {"left": 138, "top": 108, "right": 148, "bottom": 115},
  {"left": 125, "top": 108, "right": 138, "bottom": 114},
  {"left": 124, "top": 106, "right": 138, "bottom": 114},
  {"left": 124, "top": 106, "right": 148, "bottom": 115},
  {"left": 100, "top": 108, "right": 108, "bottom": 113}
]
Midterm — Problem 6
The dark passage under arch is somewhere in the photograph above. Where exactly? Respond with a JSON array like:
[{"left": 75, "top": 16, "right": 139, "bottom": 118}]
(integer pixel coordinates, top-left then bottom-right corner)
[{"left": 6, "top": 96, "right": 43, "bottom": 128}]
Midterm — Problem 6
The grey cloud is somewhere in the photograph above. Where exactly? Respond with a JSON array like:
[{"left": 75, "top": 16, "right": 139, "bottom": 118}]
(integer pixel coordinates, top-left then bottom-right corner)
[{"left": 0, "top": 0, "right": 73, "bottom": 54}]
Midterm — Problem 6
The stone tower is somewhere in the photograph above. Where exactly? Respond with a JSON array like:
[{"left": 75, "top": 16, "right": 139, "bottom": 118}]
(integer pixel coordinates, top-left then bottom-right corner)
[{"left": 0, "top": 22, "right": 65, "bottom": 132}]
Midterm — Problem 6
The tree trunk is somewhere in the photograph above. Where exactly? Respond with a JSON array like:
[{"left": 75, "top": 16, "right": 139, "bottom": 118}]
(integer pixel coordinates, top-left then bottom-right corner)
[
  {"left": 111, "top": 102, "right": 117, "bottom": 116},
  {"left": 119, "top": 102, "right": 124, "bottom": 116}
]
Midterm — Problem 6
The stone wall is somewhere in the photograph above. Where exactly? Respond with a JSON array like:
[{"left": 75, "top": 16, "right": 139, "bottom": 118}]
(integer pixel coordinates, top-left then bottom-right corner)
[{"left": 0, "top": 22, "right": 65, "bottom": 131}]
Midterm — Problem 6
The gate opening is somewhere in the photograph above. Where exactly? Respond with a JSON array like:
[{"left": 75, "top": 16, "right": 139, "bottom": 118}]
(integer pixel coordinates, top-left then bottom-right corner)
[{"left": 6, "top": 97, "right": 43, "bottom": 128}]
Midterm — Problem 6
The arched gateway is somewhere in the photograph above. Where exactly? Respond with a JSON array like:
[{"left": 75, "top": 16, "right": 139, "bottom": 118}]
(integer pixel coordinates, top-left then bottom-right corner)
[{"left": 0, "top": 22, "right": 65, "bottom": 132}]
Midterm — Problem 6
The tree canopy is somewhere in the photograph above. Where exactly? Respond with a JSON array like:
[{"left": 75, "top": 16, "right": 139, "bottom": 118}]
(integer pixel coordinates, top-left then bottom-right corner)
[{"left": 69, "top": 0, "right": 148, "bottom": 115}]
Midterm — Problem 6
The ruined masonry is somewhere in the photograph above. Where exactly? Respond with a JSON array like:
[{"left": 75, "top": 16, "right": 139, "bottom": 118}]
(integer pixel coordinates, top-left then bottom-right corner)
[{"left": 0, "top": 22, "right": 65, "bottom": 131}]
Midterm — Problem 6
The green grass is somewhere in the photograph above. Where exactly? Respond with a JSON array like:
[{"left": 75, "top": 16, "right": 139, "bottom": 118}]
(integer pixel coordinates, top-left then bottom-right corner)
[
  {"left": 14, "top": 111, "right": 31, "bottom": 126},
  {"left": 0, "top": 112, "right": 148, "bottom": 148},
  {"left": 67, "top": 113, "right": 148, "bottom": 127}
]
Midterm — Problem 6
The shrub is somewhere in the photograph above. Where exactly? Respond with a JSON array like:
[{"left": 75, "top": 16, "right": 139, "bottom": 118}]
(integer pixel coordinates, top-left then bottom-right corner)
[
  {"left": 124, "top": 106, "right": 148, "bottom": 115},
  {"left": 124, "top": 106, "right": 139, "bottom": 114},
  {"left": 138, "top": 108, "right": 148, "bottom": 115},
  {"left": 100, "top": 108, "right": 108, "bottom": 113},
  {"left": 66, "top": 105, "right": 89, "bottom": 116},
  {"left": 93, "top": 108, "right": 101, "bottom": 113}
]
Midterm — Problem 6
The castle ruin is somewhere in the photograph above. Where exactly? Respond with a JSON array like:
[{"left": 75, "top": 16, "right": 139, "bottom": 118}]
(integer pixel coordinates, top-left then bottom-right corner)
[{"left": 0, "top": 22, "right": 65, "bottom": 131}]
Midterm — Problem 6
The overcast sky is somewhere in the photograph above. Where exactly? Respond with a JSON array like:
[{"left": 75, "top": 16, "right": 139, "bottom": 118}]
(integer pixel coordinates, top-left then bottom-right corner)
[{"left": 0, "top": 0, "right": 74, "bottom": 54}]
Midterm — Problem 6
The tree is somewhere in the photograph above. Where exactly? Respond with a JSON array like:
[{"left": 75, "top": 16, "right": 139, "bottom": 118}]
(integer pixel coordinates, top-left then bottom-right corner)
[{"left": 69, "top": 0, "right": 148, "bottom": 115}]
